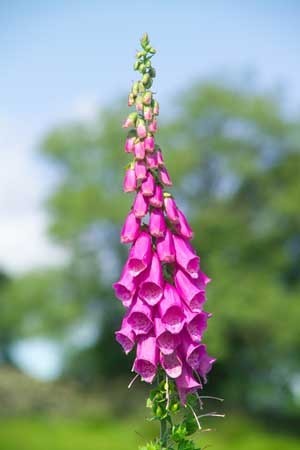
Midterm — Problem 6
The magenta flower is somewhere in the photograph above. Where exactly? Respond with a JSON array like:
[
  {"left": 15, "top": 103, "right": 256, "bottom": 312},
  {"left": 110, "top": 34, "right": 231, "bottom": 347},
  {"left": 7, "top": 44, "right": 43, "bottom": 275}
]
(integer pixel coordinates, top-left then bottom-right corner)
[{"left": 113, "top": 34, "right": 215, "bottom": 409}]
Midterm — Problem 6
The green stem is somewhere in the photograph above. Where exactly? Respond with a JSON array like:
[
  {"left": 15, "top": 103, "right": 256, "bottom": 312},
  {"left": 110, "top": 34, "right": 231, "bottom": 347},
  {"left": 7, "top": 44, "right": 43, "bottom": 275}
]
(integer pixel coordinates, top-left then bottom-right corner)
[{"left": 160, "top": 417, "right": 168, "bottom": 447}]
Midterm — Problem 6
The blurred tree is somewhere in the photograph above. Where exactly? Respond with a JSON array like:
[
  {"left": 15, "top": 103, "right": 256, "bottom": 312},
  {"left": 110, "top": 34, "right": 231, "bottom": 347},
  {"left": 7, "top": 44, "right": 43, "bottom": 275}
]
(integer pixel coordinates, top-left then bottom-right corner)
[{"left": 4, "top": 82, "right": 299, "bottom": 418}]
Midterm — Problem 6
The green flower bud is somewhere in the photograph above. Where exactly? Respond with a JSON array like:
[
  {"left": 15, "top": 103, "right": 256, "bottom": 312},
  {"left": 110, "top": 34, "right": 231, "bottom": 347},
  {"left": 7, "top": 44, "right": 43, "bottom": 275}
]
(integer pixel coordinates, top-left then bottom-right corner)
[
  {"left": 139, "top": 63, "right": 146, "bottom": 73},
  {"left": 144, "top": 78, "right": 153, "bottom": 89},
  {"left": 137, "top": 50, "right": 147, "bottom": 58},
  {"left": 133, "top": 61, "right": 139, "bottom": 70},
  {"left": 149, "top": 67, "right": 156, "bottom": 78},
  {"left": 138, "top": 82, "right": 146, "bottom": 93},
  {"left": 143, "top": 91, "right": 152, "bottom": 105},
  {"left": 170, "top": 402, "right": 180, "bottom": 413},
  {"left": 142, "top": 73, "right": 151, "bottom": 85},
  {"left": 132, "top": 81, "right": 139, "bottom": 96},
  {"left": 149, "top": 47, "right": 156, "bottom": 54},
  {"left": 145, "top": 60, "right": 151, "bottom": 68},
  {"left": 140, "top": 32, "right": 149, "bottom": 49},
  {"left": 154, "top": 405, "right": 163, "bottom": 418}
]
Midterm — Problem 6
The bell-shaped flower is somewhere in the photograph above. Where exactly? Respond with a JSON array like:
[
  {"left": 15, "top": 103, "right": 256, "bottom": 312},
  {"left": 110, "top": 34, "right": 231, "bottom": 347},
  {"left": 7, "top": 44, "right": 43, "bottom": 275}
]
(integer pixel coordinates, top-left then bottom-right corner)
[
  {"left": 158, "top": 283, "right": 185, "bottom": 334},
  {"left": 139, "top": 251, "right": 163, "bottom": 306},
  {"left": 156, "top": 228, "right": 175, "bottom": 263},
  {"left": 120, "top": 211, "right": 141, "bottom": 244},
  {"left": 149, "top": 209, "right": 166, "bottom": 238},
  {"left": 164, "top": 196, "right": 179, "bottom": 223},
  {"left": 197, "top": 348, "right": 216, "bottom": 383},
  {"left": 115, "top": 317, "right": 135, "bottom": 354},
  {"left": 148, "top": 119, "right": 158, "bottom": 133},
  {"left": 159, "top": 166, "right": 172, "bottom": 186},
  {"left": 127, "top": 297, "right": 153, "bottom": 336},
  {"left": 185, "top": 308, "right": 210, "bottom": 342},
  {"left": 113, "top": 261, "right": 136, "bottom": 307},
  {"left": 133, "top": 334, "right": 159, "bottom": 383},
  {"left": 133, "top": 191, "right": 149, "bottom": 218},
  {"left": 156, "top": 149, "right": 164, "bottom": 166},
  {"left": 160, "top": 351, "right": 182, "bottom": 379},
  {"left": 154, "top": 317, "right": 180, "bottom": 355},
  {"left": 149, "top": 184, "right": 163, "bottom": 208},
  {"left": 146, "top": 152, "right": 158, "bottom": 168},
  {"left": 175, "top": 268, "right": 206, "bottom": 312},
  {"left": 127, "top": 231, "right": 152, "bottom": 277},
  {"left": 134, "top": 160, "right": 147, "bottom": 181},
  {"left": 144, "top": 135, "right": 155, "bottom": 152},
  {"left": 124, "top": 136, "right": 135, "bottom": 153},
  {"left": 144, "top": 106, "right": 153, "bottom": 121},
  {"left": 175, "top": 365, "right": 202, "bottom": 405},
  {"left": 181, "top": 331, "right": 207, "bottom": 370},
  {"left": 134, "top": 141, "right": 145, "bottom": 160},
  {"left": 173, "top": 234, "right": 200, "bottom": 279},
  {"left": 176, "top": 208, "right": 193, "bottom": 239},
  {"left": 123, "top": 165, "right": 137, "bottom": 193},
  {"left": 141, "top": 172, "right": 155, "bottom": 197},
  {"left": 137, "top": 119, "right": 147, "bottom": 138}
]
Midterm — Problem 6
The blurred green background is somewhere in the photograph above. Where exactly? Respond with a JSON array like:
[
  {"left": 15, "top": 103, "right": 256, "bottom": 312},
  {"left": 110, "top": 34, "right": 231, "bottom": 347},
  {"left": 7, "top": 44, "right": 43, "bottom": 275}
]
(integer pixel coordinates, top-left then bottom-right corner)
[{"left": 1, "top": 2, "right": 300, "bottom": 449}]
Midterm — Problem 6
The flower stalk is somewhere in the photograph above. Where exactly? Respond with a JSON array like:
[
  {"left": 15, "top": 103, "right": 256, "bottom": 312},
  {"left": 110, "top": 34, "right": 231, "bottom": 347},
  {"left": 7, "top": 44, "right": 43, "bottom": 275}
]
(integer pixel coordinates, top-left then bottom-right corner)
[{"left": 113, "top": 33, "right": 219, "bottom": 450}]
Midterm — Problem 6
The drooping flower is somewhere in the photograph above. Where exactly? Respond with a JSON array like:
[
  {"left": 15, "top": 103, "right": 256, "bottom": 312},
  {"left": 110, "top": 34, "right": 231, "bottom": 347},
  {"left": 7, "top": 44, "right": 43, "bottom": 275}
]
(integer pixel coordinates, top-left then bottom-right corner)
[{"left": 113, "top": 33, "right": 215, "bottom": 406}]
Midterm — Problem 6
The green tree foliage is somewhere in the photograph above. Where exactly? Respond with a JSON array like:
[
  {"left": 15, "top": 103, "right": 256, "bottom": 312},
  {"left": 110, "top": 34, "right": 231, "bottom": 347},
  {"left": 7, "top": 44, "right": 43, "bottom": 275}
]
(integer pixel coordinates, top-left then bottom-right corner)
[{"left": 4, "top": 82, "right": 299, "bottom": 418}]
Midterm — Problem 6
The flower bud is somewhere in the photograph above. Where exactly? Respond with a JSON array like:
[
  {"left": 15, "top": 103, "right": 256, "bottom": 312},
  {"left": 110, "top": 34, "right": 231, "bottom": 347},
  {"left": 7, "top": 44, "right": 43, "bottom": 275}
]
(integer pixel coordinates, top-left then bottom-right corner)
[
  {"left": 135, "top": 95, "right": 144, "bottom": 112},
  {"left": 142, "top": 73, "right": 150, "bottom": 85},
  {"left": 138, "top": 81, "right": 145, "bottom": 93},
  {"left": 134, "top": 160, "right": 147, "bottom": 181},
  {"left": 144, "top": 135, "right": 155, "bottom": 152},
  {"left": 123, "top": 112, "right": 137, "bottom": 128},
  {"left": 148, "top": 119, "right": 158, "bottom": 133},
  {"left": 153, "top": 100, "right": 159, "bottom": 115},
  {"left": 133, "top": 61, "right": 139, "bottom": 71},
  {"left": 139, "top": 63, "right": 146, "bottom": 73},
  {"left": 134, "top": 141, "right": 145, "bottom": 160},
  {"left": 123, "top": 164, "right": 137, "bottom": 193},
  {"left": 137, "top": 119, "right": 147, "bottom": 138},
  {"left": 140, "top": 32, "right": 149, "bottom": 49},
  {"left": 149, "top": 47, "right": 156, "bottom": 54},
  {"left": 149, "top": 67, "right": 156, "bottom": 78},
  {"left": 144, "top": 106, "right": 153, "bottom": 121},
  {"left": 128, "top": 93, "right": 135, "bottom": 106},
  {"left": 124, "top": 136, "right": 135, "bottom": 153},
  {"left": 132, "top": 82, "right": 139, "bottom": 96},
  {"left": 143, "top": 92, "right": 152, "bottom": 105}
]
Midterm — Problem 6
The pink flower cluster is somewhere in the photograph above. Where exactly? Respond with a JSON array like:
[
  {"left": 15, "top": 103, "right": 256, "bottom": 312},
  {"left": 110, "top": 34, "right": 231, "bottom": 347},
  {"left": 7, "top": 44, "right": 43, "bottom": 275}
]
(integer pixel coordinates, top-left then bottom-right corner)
[{"left": 113, "top": 74, "right": 215, "bottom": 406}]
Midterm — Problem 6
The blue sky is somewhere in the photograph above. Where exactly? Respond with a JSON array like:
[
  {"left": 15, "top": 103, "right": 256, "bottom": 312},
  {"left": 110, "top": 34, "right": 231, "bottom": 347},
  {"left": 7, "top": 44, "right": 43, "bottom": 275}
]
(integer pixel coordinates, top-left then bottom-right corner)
[{"left": 1, "top": 0, "right": 300, "bottom": 378}]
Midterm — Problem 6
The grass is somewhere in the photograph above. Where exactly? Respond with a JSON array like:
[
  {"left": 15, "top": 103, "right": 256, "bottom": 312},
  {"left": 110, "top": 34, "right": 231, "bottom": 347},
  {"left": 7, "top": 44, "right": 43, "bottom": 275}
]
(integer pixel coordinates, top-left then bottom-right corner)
[{"left": 0, "top": 414, "right": 299, "bottom": 450}]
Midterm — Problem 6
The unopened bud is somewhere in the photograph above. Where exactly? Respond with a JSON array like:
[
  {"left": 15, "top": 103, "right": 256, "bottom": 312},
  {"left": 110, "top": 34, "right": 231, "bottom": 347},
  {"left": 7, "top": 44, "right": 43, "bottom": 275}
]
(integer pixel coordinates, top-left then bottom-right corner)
[
  {"left": 149, "top": 67, "right": 156, "bottom": 78},
  {"left": 136, "top": 119, "right": 147, "bottom": 138},
  {"left": 144, "top": 78, "right": 153, "bottom": 89},
  {"left": 140, "top": 32, "right": 149, "bottom": 49},
  {"left": 143, "top": 92, "right": 152, "bottom": 105},
  {"left": 123, "top": 112, "right": 138, "bottom": 128},
  {"left": 136, "top": 50, "right": 146, "bottom": 58},
  {"left": 139, "top": 63, "right": 146, "bottom": 73},
  {"left": 138, "top": 82, "right": 145, "bottom": 93},
  {"left": 132, "top": 82, "right": 139, "bottom": 96},
  {"left": 142, "top": 73, "right": 150, "bottom": 85},
  {"left": 133, "top": 61, "right": 139, "bottom": 71},
  {"left": 128, "top": 93, "right": 135, "bottom": 106},
  {"left": 149, "top": 47, "right": 156, "bottom": 54},
  {"left": 135, "top": 95, "right": 143, "bottom": 112},
  {"left": 153, "top": 100, "right": 159, "bottom": 115},
  {"left": 145, "top": 60, "right": 151, "bottom": 68},
  {"left": 144, "top": 106, "right": 153, "bottom": 121}
]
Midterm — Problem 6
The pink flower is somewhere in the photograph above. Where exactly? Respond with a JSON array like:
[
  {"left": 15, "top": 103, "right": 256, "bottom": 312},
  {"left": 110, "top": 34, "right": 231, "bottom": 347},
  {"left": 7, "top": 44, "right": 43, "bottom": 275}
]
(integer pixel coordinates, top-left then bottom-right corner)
[
  {"left": 175, "top": 365, "right": 202, "bottom": 405},
  {"left": 176, "top": 208, "right": 193, "bottom": 239},
  {"left": 134, "top": 141, "right": 145, "bottom": 160},
  {"left": 185, "top": 309, "right": 210, "bottom": 342},
  {"left": 156, "top": 149, "right": 164, "bottom": 166},
  {"left": 141, "top": 172, "right": 155, "bottom": 197},
  {"left": 139, "top": 252, "right": 164, "bottom": 306},
  {"left": 158, "top": 283, "right": 185, "bottom": 334},
  {"left": 148, "top": 119, "right": 158, "bottom": 133},
  {"left": 144, "top": 135, "right": 155, "bottom": 152},
  {"left": 137, "top": 119, "right": 147, "bottom": 138},
  {"left": 153, "top": 100, "right": 159, "bottom": 115},
  {"left": 123, "top": 112, "right": 137, "bottom": 128},
  {"left": 146, "top": 152, "right": 158, "bottom": 169},
  {"left": 159, "top": 166, "right": 172, "bottom": 186},
  {"left": 133, "top": 191, "right": 149, "bottom": 218},
  {"left": 164, "top": 196, "right": 179, "bottom": 223},
  {"left": 115, "top": 317, "right": 135, "bottom": 354},
  {"left": 124, "top": 136, "right": 135, "bottom": 153},
  {"left": 127, "top": 297, "right": 153, "bottom": 335},
  {"left": 135, "top": 95, "right": 144, "bottom": 112},
  {"left": 123, "top": 166, "right": 137, "bottom": 193},
  {"left": 197, "top": 348, "right": 216, "bottom": 383},
  {"left": 149, "top": 184, "right": 163, "bottom": 208},
  {"left": 160, "top": 351, "right": 182, "bottom": 379},
  {"left": 144, "top": 106, "right": 153, "bottom": 121},
  {"left": 143, "top": 91, "right": 152, "bottom": 105},
  {"left": 127, "top": 231, "right": 152, "bottom": 277},
  {"left": 154, "top": 317, "right": 180, "bottom": 355},
  {"left": 156, "top": 228, "right": 175, "bottom": 263},
  {"left": 149, "top": 209, "right": 166, "bottom": 238},
  {"left": 135, "top": 160, "right": 147, "bottom": 181},
  {"left": 181, "top": 332, "right": 207, "bottom": 370},
  {"left": 120, "top": 211, "right": 141, "bottom": 244},
  {"left": 133, "top": 334, "right": 158, "bottom": 383},
  {"left": 175, "top": 268, "right": 206, "bottom": 312},
  {"left": 113, "top": 261, "right": 136, "bottom": 307},
  {"left": 173, "top": 234, "right": 200, "bottom": 279}
]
